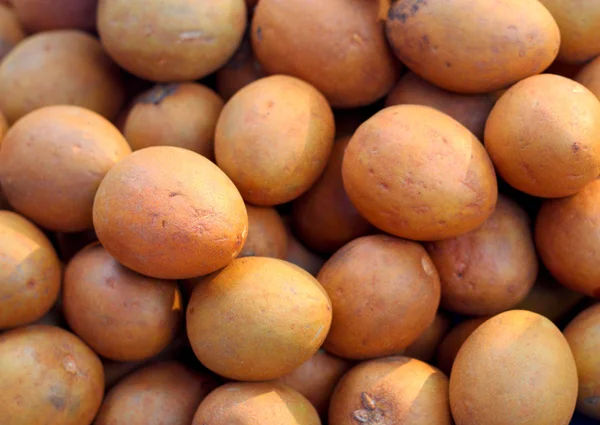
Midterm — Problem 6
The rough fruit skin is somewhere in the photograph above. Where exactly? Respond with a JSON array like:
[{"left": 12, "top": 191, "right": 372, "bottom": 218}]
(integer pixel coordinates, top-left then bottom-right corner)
[
  {"left": 342, "top": 105, "right": 498, "bottom": 241},
  {"left": 186, "top": 257, "right": 332, "bottom": 381},
  {"left": 93, "top": 146, "right": 248, "bottom": 280},
  {"left": 239, "top": 204, "right": 288, "bottom": 259},
  {"left": 317, "top": 234, "right": 441, "bottom": 360},
  {"left": 449, "top": 310, "right": 578, "bottom": 425},
  {"left": 329, "top": 356, "right": 452, "bottom": 425}
]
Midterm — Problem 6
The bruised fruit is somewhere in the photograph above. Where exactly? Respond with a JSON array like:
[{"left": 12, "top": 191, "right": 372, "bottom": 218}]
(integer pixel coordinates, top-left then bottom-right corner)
[
  {"left": 216, "top": 36, "right": 265, "bottom": 101},
  {"left": 385, "top": 72, "right": 495, "bottom": 140},
  {"left": 0, "top": 105, "right": 132, "bottom": 232},
  {"left": 93, "top": 146, "right": 248, "bottom": 280},
  {"left": 317, "top": 234, "right": 440, "bottom": 360},
  {"left": 535, "top": 179, "right": 600, "bottom": 297},
  {"left": 192, "top": 382, "right": 321, "bottom": 425},
  {"left": 95, "top": 361, "right": 218, "bottom": 425},
  {"left": 285, "top": 227, "right": 326, "bottom": 277},
  {"left": 62, "top": 243, "right": 182, "bottom": 362},
  {"left": 187, "top": 257, "right": 332, "bottom": 381},
  {"left": 122, "top": 83, "right": 224, "bottom": 160},
  {"left": 329, "top": 356, "right": 452, "bottom": 425},
  {"left": 0, "top": 211, "right": 61, "bottom": 329},
  {"left": 252, "top": 0, "right": 400, "bottom": 108},
  {"left": 386, "top": 0, "right": 560, "bottom": 93},
  {"left": 292, "top": 136, "right": 373, "bottom": 254},
  {"left": 239, "top": 204, "right": 288, "bottom": 259},
  {"left": 12, "top": 0, "right": 97, "bottom": 32},
  {"left": 97, "top": 0, "right": 247, "bottom": 82},
  {"left": 0, "top": 30, "right": 124, "bottom": 124},
  {"left": 435, "top": 317, "right": 488, "bottom": 376},
  {"left": 0, "top": 4, "right": 24, "bottom": 60},
  {"left": 426, "top": 195, "right": 538, "bottom": 316},
  {"left": 342, "top": 105, "right": 497, "bottom": 241},
  {"left": 0, "top": 325, "right": 104, "bottom": 425},
  {"left": 449, "top": 310, "right": 578, "bottom": 425},
  {"left": 276, "top": 349, "right": 352, "bottom": 417},
  {"left": 576, "top": 55, "right": 600, "bottom": 100},
  {"left": 216, "top": 75, "right": 335, "bottom": 206},
  {"left": 403, "top": 312, "right": 451, "bottom": 363},
  {"left": 485, "top": 74, "right": 600, "bottom": 198},
  {"left": 563, "top": 304, "right": 600, "bottom": 420}
]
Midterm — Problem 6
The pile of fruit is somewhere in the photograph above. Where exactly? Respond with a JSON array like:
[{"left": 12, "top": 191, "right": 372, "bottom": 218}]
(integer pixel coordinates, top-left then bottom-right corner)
[{"left": 1, "top": 0, "right": 600, "bottom": 424}]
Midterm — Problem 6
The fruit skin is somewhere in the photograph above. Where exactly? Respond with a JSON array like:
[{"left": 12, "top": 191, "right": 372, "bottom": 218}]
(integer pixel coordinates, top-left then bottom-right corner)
[
  {"left": 426, "top": 195, "right": 538, "bottom": 316},
  {"left": 449, "top": 310, "right": 578, "bottom": 425},
  {"left": 12, "top": 0, "right": 97, "bottom": 32},
  {"left": 122, "top": 83, "right": 224, "bottom": 161},
  {"left": 435, "top": 317, "right": 489, "bottom": 376},
  {"left": 187, "top": 256, "right": 332, "bottom": 381},
  {"left": 251, "top": 0, "right": 400, "bottom": 108},
  {"left": 317, "top": 234, "right": 440, "bottom": 360},
  {"left": 385, "top": 0, "right": 560, "bottom": 94},
  {"left": 239, "top": 204, "right": 288, "bottom": 259},
  {"left": 0, "top": 4, "right": 24, "bottom": 60},
  {"left": 216, "top": 36, "right": 265, "bottom": 101},
  {"left": 535, "top": 179, "right": 600, "bottom": 297},
  {"left": 0, "top": 211, "right": 62, "bottom": 330},
  {"left": 0, "top": 105, "right": 131, "bottom": 232},
  {"left": 285, "top": 226, "right": 325, "bottom": 277},
  {"left": 94, "top": 361, "right": 219, "bottom": 425},
  {"left": 0, "top": 30, "right": 124, "bottom": 124},
  {"left": 97, "top": 0, "right": 247, "bottom": 82},
  {"left": 329, "top": 356, "right": 452, "bottom": 425},
  {"left": 192, "top": 382, "right": 321, "bottom": 425},
  {"left": 62, "top": 243, "right": 183, "bottom": 362},
  {"left": 215, "top": 75, "right": 335, "bottom": 206},
  {"left": 485, "top": 74, "right": 600, "bottom": 198},
  {"left": 402, "top": 312, "right": 451, "bottom": 363},
  {"left": 93, "top": 146, "right": 248, "bottom": 280},
  {"left": 342, "top": 104, "right": 497, "bottom": 241},
  {"left": 0, "top": 325, "right": 105, "bottom": 425},
  {"left": 576, "top": 55, "right": 600, "bottom": 101},
  {"left": 563, "top": 304, "right": 600, "bottom": 420}
]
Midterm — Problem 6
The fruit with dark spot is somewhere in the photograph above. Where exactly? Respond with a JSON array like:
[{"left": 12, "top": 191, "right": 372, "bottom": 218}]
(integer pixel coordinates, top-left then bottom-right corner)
[
  {"left": 329, "top": 356, "right": 452, "bottom": 425},
  {"left": 317, "top": 234, "right": 440, "bottom": 360},
  {"left": 0, "top": 211, "right": 62, "bottom": 330},
  {"left": 0, "top": 325, "right": 104, "bottom": 425},
  {"left": 576, "top": 55, "right": 600, "bottom": 100},
  {"left": 435, "top": 317, "right": 489, "bottom": 375},
  {"left": 216, "top": 36, "right": 265, "bottom": 101},
  {"left": 238, "top": 204, "right": 288, "bottom": 259},
  {"left": 0, "top": 4, "right": 24, "bottom": 60},
  {"left": 93, "top": 146, "right": 248, "bottom": 279},
  {"left": 402, "top": 312, "right": 451, "bottom": 362},
  {"left": 485, "top": 74, "right": 600, "bottom": 198},
  {"left": 12, "top": 0, "right": 97, "bottom": 32},
  {"left": 187, "top": 257, "right": 332, "bottom": 381}
]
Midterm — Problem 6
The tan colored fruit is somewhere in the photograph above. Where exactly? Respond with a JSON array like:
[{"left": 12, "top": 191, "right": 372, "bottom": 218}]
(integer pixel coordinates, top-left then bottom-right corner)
[
  {"left": 12, "top": 0, "right": 97, "bottom": 32},
  {"left": 0, "top": 4, "right": 24, "bottom": 60},
  {"left": 435, "top": 317, "right": 489, "bottom": 376},
  {"left": 285, "top": 227, "right": 326, "bottom": 277},
  {"left": 239, "top": 204, "right": 288, "bottom": 259},
  {"left": 403, "top": 312, "right": 451, "bottom": 363},
  {"left": 576, "top": 56, "right": 600, "bottom": 100},
  {"left": 216, "top": 36, "right": 265, "bottom": 101}
]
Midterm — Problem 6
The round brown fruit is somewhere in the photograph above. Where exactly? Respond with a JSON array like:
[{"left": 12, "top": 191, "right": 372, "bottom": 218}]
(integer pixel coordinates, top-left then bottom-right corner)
[
  {"left": 0, "top": 4, "right": 24, "bottom": 60},
  {"left": 329, "top": 356, "right": 452, "bottom": 425},
  {"left": 0, "top": 211, "right": 62, "bottom": 330},
  {"left": 93, "top": 146, "right": 248, "bottom": 280},
  {"left": 425, "top": 195, "right": 538, "bottom": 316},
  {"left": 385, "top": 72, "right": 495, "bottom": 140},
  {"left": 62, "top": 243, "right": 183, "bottom": 362},
  {"left": 0, "top": 325, "right": 104, "bottom": 425},
  {"left": 342, "top": 105, "right": 497, "bottom": 241},
  {"left": 215, "top": 75, "right": 335, "bottom": 206},
  {"left": 187, "top": 257, "right": 332, "bottom": 381},
  {"left": 576, "top": 55, "right": 600, "bottom": 100},
  {"left": 216, "top": 36, "right": 265, "bottom": 101},
  {"left": 563, "top": 304, "right": 600, "bottom": 420},
  {"left": 97, "top": 0, "right": 247, "bottom": 82},
  {"left": 239, "top": 204, "right": 288, "bottom": 259},
  {"left": 192, "top": 382, "right": 320, "bottom": 425},
  {"left": 95, "top": 361, "right": 218, "bottom": 425},
  {"left": 535, "top": 179, "right": 600, "bottom": 297},
  {"left": 0, "top": 105, "right": 132, "bottom": 232},
  {"left": 122, "top": 83, "right": 224, "bottom": 161},
  {"left": 318, "top": 234, "right": 440, "bottom": 359},
  {"left": 402, "top": 312, "right": 451, "bottom": 363},
  {"left": 12, "top": 0, "right": 97, "bottom": 32},
  {"left": 449, "top": 310, "right": 578, "bottom": 425},
  {"left": 285, "top": 227, "right": 326, "bottom": 277},
  {"left": 435, "top": 317, "right": 489, "bottom": 376},
  {"left": 386, "top": 0, "right": 560, "bottom": 93},
  {"left": 292, "top": 136, "right": 373, "bottom": 254},
  {"left": 485, "top": 74, "right": 600, "bottom": 198},
  {"left": 0, "top": 30, "right": 124, "bottom": 124},
  {"left": 276, "top": 348, "right": 352, "bottom": 417},
  {"left": 252, "top": 0, "right": 400, "bottom": 108}
]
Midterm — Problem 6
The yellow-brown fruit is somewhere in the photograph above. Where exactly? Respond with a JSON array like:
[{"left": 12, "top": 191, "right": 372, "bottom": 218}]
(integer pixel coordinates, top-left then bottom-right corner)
[
  {"left": 285, "top": 227, "right": 326, "bottom": 277},
  {"left": 576, "top": 56, "right": 600, "bottom": 100},
  {"left": 386, "top": 0, "right": 560, "bottom": 93},
  {"left": 435, "top": 317, "right": 489, "bottom": 376},
  {"left": 318, "top": 235, "right": 440, "bottom": 360},
  {"left": 403, "top": 312, "right": 451, "bottom": 363},
  {"left": 239, "top": 204, "right": 288, "bottom": 259},
  {"left": 343, "top": 105, "right": 498, "bottom": 241},
  {"left": 93, "top": 146, "right": 248, "bottom": 280},
  {"left": 216, "top": 36, "right": 265, "bottom": 101},
  {"left": 485, "top": 74, "right": 600, "bottom": 198},
  {"left": 0, "top": 211, "right": 61, "bottom": 329},
  {"left": 0, "top": 4, "right": 24, "bottom": 60},
  {"left": 215, "top": 75, "right": 335, "bottom": 206},
  {"left": 0, "top": 105, "right": 132, "bottom": 232},
  {"left": 12, "top": 0, "right": 97, "bottom": 32},
  {"left": 0, "top": 30, "right": 124, "bottom": 124},
  {"left": 449, "top": 310, "right": 578, "bottom": 425}
]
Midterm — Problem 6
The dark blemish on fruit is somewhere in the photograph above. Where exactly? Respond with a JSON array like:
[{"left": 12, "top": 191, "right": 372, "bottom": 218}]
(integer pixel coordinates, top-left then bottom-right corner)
[
  {"left": 353, "top": 392, "right": 385, "bottom": 423},
  {"left": 49, "top": 394, "right": 66, "bottom": 411},
  {"left": 572, "top": 142, "right": 580, "bottom": 153},
  {"left": 585, "top": 396, "right": 600, "bottom": 405},
  {"left": 388, "top": 0, "right": 427, "bottom": 23},
  {"left": 105, "top": 277, "right": 115, "bottom": 288},
  {"left": 26, "top": 279, "right": 36, "bottom": 289},
  {"left": 161, "top": 220, "right": 167, "bottom": 228},
  {"left": 189, "top": 307, "right": 196, "bottom": 314},
  {"left": 256, "top": 26, "right": 263, "bottom": 42},
  {"left": 138, "top": 84, "right": 179, "bottom": 105},
  {"left": 445, "top": 62, "right": 452, "bottom": 68},
  {"left": 169, "top": 191, "right": 181, "bottom": 198},
  {"left": 236, "top": 234, "right": 242, "bottom": 247},
  {"left": 379, "top": 182, "right": 390, "bottom": 190}
]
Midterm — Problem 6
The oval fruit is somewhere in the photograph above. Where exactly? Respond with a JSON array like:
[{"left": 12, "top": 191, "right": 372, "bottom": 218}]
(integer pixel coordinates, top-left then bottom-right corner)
[
  {"left": 435, "top": 317, "right": 489, "bottom": 375},
  {"left": 0, "top": 4, "right": 24, "bottom": 60},
  {"left": 216, "top": 37, "right": 265, "bottom": 101},
  {"left": 12, "top": 0, "right": 97, "bottom": 32},
  {"left": 576, "top": 56, "right": 600, "bottom": 100}
]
